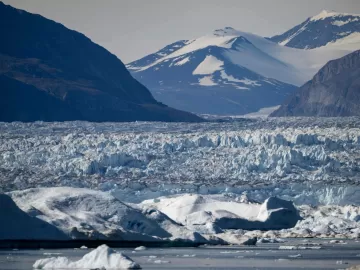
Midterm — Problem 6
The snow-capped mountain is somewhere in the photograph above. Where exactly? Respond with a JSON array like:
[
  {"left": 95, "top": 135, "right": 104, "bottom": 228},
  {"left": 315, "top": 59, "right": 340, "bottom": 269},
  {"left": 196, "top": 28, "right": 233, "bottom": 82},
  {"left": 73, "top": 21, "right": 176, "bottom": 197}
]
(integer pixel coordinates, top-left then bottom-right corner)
[
  {"left": 270, "top": 10, "right": 360, "bottom": 49},
  {"left": 127, "top": 27, "right": 355, "bottom": 115}
]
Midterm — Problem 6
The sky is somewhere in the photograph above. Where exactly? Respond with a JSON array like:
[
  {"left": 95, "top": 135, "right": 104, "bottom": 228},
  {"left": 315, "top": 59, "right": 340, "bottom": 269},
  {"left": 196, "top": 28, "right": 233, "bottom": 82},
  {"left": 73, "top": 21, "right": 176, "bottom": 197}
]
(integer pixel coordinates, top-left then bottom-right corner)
[{"left": 3, "top": 0, "right": 360, "bottom": 63}]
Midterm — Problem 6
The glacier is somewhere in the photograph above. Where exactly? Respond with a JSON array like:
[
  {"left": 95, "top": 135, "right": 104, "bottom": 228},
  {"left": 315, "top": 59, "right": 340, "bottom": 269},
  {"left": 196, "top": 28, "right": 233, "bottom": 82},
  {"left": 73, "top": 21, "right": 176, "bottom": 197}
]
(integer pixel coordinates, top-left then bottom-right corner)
[
  {"left": 1, "top": 118, "right": 360, "bottom": 242},
  {"left": 0, "top": 118, "right": 359, "bottom": 205}
]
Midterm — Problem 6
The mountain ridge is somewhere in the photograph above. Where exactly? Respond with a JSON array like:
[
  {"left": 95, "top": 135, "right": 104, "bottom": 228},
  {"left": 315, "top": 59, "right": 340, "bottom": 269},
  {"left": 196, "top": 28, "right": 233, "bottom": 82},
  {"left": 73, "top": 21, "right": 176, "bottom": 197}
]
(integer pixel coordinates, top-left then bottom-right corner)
[
  {"left": 270, "top": 10, "right": 360, "bottom": 49},
  {"left": 127, "top": 25, "right": 356, "bottom": 115},
  {"left": 270, "top": 50, "right": 360, "bottom": 117},
  {"left": 0, "top": 1, "right": 201, "bottom": 122}
]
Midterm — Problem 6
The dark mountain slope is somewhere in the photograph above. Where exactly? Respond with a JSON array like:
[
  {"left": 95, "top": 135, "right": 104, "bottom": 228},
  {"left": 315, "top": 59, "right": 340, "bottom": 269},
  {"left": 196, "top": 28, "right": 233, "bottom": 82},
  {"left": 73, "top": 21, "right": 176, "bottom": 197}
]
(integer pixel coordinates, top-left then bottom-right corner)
[
  {"left": 270, "top": 50, "right": 360, "bottom": 117},
  {"left": 0, "top": 2, "right": 201, "bottom": 122}
]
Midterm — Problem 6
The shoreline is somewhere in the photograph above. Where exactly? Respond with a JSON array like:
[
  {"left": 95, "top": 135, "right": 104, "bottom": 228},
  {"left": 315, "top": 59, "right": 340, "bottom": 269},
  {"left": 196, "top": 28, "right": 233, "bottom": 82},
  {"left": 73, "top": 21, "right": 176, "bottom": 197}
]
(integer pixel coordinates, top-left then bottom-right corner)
[{"left": 0, "top": 239, "right": 202, "bottom": 250}]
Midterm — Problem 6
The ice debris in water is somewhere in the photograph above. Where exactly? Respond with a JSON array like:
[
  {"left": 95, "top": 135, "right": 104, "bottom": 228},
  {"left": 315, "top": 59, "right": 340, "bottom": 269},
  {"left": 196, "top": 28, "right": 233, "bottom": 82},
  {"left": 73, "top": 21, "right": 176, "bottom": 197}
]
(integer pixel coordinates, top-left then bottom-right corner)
[
  {"left": 134, "top": 246, "right": 147, "bottom": 251},
  {"left": 153, "top": 259, "right": 170, "bottom": 264},
  {"left": 33, "top": 244, "right": 141, "bottom": 269}
]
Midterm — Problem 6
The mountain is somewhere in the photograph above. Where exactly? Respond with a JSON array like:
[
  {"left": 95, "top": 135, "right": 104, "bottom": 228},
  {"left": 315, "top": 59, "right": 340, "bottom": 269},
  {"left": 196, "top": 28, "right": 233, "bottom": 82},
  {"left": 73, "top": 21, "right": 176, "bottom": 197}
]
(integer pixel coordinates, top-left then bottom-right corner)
[
  {"left": 270, "top": 50, "right": 360, "bottom": 117},
  {"left": 127, "top": 27, "right": 354, "bottom": 115},
  {"left": 270, "top": 10, "right": 360, "bottom": 50},
  {"left": 0, "top": 2, "right": 201, "bottom": 122}
]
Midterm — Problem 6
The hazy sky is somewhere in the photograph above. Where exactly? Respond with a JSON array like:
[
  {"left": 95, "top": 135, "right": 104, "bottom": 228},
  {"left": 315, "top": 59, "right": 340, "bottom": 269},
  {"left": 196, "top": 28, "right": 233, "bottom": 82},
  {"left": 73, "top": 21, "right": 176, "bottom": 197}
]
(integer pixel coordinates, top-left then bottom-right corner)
[{"left": 3, "top": 0, "right": 360, "bottom": 62}]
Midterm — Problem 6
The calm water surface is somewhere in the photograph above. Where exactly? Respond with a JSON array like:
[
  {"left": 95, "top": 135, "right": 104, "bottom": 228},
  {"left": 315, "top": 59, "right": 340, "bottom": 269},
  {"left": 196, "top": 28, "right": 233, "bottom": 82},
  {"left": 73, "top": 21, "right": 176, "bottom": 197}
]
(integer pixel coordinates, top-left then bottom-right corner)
[{"left": 1, "top": 239, "right": 360, "bottom": 270}]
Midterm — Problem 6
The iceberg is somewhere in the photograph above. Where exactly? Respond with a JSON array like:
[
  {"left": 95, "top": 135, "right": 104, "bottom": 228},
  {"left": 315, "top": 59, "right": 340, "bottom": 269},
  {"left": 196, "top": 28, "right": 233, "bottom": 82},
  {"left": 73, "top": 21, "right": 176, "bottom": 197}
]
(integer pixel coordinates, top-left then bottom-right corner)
[
  {"left": 33, "top": 244, "right": 141, "bottom": 269},
  {"left": 0, "top": 193, "right": 67, "bottom": 240},
  {"left": 141, "top": 194, "right": 301, "bottom": 231}
]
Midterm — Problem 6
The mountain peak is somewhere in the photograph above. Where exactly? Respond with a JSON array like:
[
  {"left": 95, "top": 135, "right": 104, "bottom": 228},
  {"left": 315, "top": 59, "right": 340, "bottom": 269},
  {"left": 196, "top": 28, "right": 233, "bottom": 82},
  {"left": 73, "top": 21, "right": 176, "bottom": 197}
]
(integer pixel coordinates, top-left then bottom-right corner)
[
  {"left": 310, "top": 9, "right": 360, "bottom": 21},
  {"left": 270, "top": 9, "right": 360, "bottom": 49},
  {"left": 213, "top": 27, "right": 237, "bottom": 36}
]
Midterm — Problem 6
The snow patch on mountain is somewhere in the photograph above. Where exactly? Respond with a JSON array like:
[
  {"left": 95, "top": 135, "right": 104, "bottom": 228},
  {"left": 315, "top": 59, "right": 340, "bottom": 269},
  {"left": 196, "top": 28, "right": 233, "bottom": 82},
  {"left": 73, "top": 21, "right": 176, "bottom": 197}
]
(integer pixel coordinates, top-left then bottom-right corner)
[
  {"left": 220, "top": 70, "right": 260, "bottom": 88},
  {"left": 174, "top": 56, "right": 190, "bottom": 66},
  {"left": 324, "top": 32, "right": 360, "bottom": 50},
  {"left": 332, "top": 18, "right": 359, "bottom": 27},
  {"left": 198, "top": 75, "right": 217, "bottom": 86},
  {"left": 310, "top": 10, "right": 359, "bottom": 21},
  {"left": 193, "top": 55, "right": 224, "bottom": 75}
]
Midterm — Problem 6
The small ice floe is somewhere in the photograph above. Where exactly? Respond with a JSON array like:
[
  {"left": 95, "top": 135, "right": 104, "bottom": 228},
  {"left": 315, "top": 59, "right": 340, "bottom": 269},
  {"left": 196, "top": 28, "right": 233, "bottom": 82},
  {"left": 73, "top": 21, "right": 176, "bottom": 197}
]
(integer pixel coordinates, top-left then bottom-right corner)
[
  {"left": 153, "top": 259, "right": 170, "bottom": 264},
  {"left": 148, "top": 256, "right": 157, "bottom": 259},
  {"left": 276, "top": 258, "right": 290, "bottom": 262},
  {"left": 220, "top": 250, "right": 242, "bottom": 254},
  {"left": 33, "top": 244, "right": 141, "bottom": 269},
  {"left": 336, "top": 260, "right": 348, "bottom": 265},
  {"left": 80, "top": 245, "right": 88, "bottom": 249},
  {"left": 258, "top": 238, "right": 285, "bottom": 244},
  {"left": 329, "top": 240, "right": 347, "bottom": 244},
  {"left": 43, "top": 253, "right": 62, "bottom": 256},
  {"left": 134, "top": 246, "right": 147, "bottom": 251},
  {"left": 298, "top": 246, "right": 322, "bottom": 250},
  {"left": 279, "top": 246, "right": 297, "bottom": 250},
  {"left": 279, "top": 245, "right": 321, "bottom": 250},
  {"left": 288, "top": 254, "right": 302, "bottom": 258},
  {"left": 182, "top": 254, "right": 196, "bottom": 257}
]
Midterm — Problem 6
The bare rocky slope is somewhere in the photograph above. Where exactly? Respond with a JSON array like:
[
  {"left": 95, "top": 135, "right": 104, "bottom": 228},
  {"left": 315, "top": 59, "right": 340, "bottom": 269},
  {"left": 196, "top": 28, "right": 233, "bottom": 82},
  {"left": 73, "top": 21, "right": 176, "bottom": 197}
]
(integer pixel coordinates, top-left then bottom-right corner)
[
  {"left": 271, "top": 50, "right": 360, "bottom": 117},
  {"left": 0, "top": 2, "right": 200, "bottom": 122}
]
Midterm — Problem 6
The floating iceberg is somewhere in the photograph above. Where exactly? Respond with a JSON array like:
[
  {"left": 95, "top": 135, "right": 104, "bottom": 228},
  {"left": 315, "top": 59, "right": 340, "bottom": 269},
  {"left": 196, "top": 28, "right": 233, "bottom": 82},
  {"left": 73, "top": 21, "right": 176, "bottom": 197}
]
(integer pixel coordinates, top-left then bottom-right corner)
[
  {"left": 141, "top": 194, "right": 301, "bottom": 231},
  {"left": 10, "top": 187, "right": 204, "bottom": 243},
  {"left": 0, "top": 194, "right": 67, "bottom": 240},
  {"left": 33, "top": 244, "right": 141, "bottom": 269},
  {"left": 134, "top": 246, "right": 146, "bottom": 251}
]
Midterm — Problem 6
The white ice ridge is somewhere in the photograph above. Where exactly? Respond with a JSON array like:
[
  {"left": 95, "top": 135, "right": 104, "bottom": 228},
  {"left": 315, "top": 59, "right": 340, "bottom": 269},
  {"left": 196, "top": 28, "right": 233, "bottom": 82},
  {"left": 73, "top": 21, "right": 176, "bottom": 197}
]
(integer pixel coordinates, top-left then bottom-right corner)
[
  {"left": 6, "top": 187, "right": 360, "bottom": 241},
  {"left": 33, "top": 244, "right": 141, "bottom": 269},
  {"left": 9, "top": 187, "right": 206, "bottom": 243}
]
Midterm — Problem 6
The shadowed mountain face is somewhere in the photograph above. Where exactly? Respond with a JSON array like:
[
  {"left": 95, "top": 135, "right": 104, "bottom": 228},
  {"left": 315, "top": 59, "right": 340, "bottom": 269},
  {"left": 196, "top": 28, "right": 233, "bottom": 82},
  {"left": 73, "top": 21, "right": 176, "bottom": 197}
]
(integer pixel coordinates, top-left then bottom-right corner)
[
  {"left": 271, "top": 50, "right": 360, "bottom": 117},
  {"left": 0, "top": 2, "right": 201, "bottom": 122}
]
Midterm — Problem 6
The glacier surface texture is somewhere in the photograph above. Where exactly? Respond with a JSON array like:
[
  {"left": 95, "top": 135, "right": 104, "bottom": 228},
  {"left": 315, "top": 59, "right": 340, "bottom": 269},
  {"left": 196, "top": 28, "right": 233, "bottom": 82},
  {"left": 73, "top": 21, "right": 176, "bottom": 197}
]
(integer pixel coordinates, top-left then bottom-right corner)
[{"left": 0, "top": 118, "right": 359, "bottom": 205}]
